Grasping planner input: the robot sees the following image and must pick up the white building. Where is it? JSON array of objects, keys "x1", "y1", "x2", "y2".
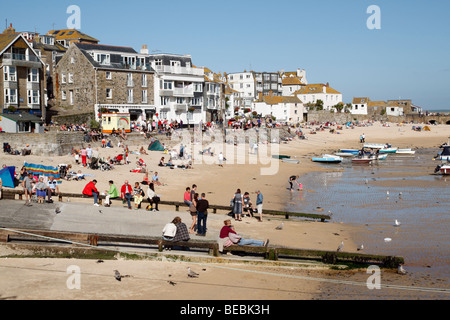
[
  {"x1": 292, "y1": 83, "x2": 342, "y2": 111},
  {"x1": 351, "y1": 97, "x2": 370, "y2": 115},
  {"x1": 226, "y1": 71, "x2": 256, "y2": 108},
  {"x1": 281, "y1": 68, "x2": 307, "y2": 96},
  {"x1": 149, "y1": 53, "x2": 205, "y2": 126},
  {"x1": 252, "y1": 93, "x2": 305, "y2": 123}
]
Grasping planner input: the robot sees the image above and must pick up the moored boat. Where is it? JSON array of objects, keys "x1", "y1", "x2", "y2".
[
  {"x1": 312, "y1": 154, "x2": 343, "y2": 163},
  {"x1": 434, "y1": 163, "x2": 450, "y2": 175},
  {"x1": 396, "y1": 149, "x2": 416, "y2": 155},
  {"x1": 339, "y1": 149, "x2": 359, "y2": 155},
  {"x1": 282, "y1": 158, "x2": 300, "y2": 164}
]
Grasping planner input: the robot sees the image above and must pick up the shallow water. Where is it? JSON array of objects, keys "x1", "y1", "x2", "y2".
[{"x1": 285, "y1": 149, "x2": 450, "y2": 281}]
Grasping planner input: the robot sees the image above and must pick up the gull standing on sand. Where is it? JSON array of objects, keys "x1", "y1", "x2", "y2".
[
  {"x1": 187, "y1": 267, "x2": 199, "y2": 278},
  {"x1": 275, "y1": 222, "x2": 284, "y2": 230},
  {"x1": 398, "y1": 264, "x2": 407, "y2": 275},
  {"x1": 357, "y1": 244, "x2": 364, "y2": 251},
  {"x1": 394, "y1": 220, "x2": 401, "y2": 227},
  {"x1": 337, "y1": 241, "x2": 344, "y2": 252}
]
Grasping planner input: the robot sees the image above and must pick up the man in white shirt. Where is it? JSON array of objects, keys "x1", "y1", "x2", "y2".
[{"x1": 46, "y1": 176, "x2": 60, "y2": 203}]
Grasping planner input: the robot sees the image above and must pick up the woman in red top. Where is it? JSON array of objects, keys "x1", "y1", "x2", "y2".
[
  {"x1": 121, "y1": 180, "x2": 133, "y2": 209},
  {"x1": 82, "y1": 180, "x2": 99, "y2": 206},
  {"x1": 217, "y1": 219, "x2": 237, "y2": 253}
]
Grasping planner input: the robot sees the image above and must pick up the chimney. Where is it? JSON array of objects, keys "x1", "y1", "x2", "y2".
[{"x1": 140, "y1": 44, "x2": 149, "y2": 54}]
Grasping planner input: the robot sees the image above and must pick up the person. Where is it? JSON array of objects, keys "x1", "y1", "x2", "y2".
[
  {"x1": 86, "y1": 144, "x2": 93, "y2": 164},
  {"x1": 190, "y1": 184, "x2": 197, "y2": 202},
  {"x1": 183, "y1": 187, "x2": 192, "y2": 207},
  {"x1": 104, "y1": 180, "x2": 119, "y2": 207},
  {"x1": 162, "y1": 218, "x2": 177, "y2": 242},
  {"x1": 189, "y1": 193, "x2": 199, "y2": 233},
  {"x1": 196, "y1": 193, "x2": 209, "y2": 236},
  {"x1": 256, "y1": 190, "x2": 263, "y2": 222},
  {"x1": 218, "y1": 219, "x2": 269, "y2": 253},
  {"x1": 82, "y1": 179, "x2": 99, "y2": 206},
  {"x1": 218, "y1": 152, "x2": 224, "y2": 167},
  {"x1": 101, "y1": 138, "x2": 106, "y2": 148},
  {"x1": 141, "y1": 171, "x2": 150, "y2": 185},
  {"x1": 158, "y1": 157, "x2": 165, "y2": 167},
  {"x1": 80, "y1": 147, "x2": 87, "y2": 167},
  {"x1": 133, "y1": 182, "x2": 145, "y2": 210},
  {"x1": 121, "y1": 180, "x2": 133, "y2": 210},
  {"x1": 232, "y1": 189, "x2": 243, "y2": 221},
  {"x1": 289, "y1": 175, "x2": 299, "y2": 192},
  {"x1": 146, "y1": 182, "x2": 160, "y2": 211},
  {"x1": 46, "y1": 175, "x2": 60, "y2": 203},
  {"x1": 35, "y1": 177, "x2": 47, "y2": 204},
  {"x1": 172, "y1": 217, "x2": 190, "y2": 242},
  {"x1": 243, "y1": 192, "x2": 254, "y2": 218},
  {"x1": 74, "y1": 152, "x2": 80, "y2": 164},
  {"x1": 152, "y1": 172, "x2": 162, "y2": 186},
  {"x1": 22, "y1": 172, "x2": 34, "y2": 206}
]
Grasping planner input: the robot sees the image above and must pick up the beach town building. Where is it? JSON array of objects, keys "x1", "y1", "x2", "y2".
[
  {"x1": 226, "y1": 71, "x2": 257, "y2": 109},
  {"x1": 56, "y1": 42, "x2": 155, "y2": 121},
  {"x1": 46, "y1": 29, "x2": 99, "y2": 49},
  {"x1": 281, "y1": 68, "x2": 308, "y2": 96},
  {"x1": 0, "y1": 25, "x2": 46, "y2": 120},
  {"x1": 203, "y1": 69, "x2": 226, "y2": 123},
  {"x1": 149, "y1": 53, "x2": 205, "y2": 125},
  {"x1": 252, "y1": 92, "x2": 305, "y2": 123},
  {"x1": 292, "y1": 83, "x2": 342, "y2": 111},
  {"x1": 351, "y1": 97, "x2": 370, "y2": 115}
]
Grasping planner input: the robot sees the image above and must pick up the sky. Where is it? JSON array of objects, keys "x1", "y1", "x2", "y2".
[{"x1": 2, "y1": 0, "x2": 450, "y2": 110}]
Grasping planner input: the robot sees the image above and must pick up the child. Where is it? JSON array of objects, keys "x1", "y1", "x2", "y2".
[{"x1": 74, "y1": 152, "x2": 80, "y2": 164}]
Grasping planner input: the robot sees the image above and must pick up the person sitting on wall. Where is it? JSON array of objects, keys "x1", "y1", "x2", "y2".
[{"x1": 22, "y1": 144, "x2": 32, "y2": 156}]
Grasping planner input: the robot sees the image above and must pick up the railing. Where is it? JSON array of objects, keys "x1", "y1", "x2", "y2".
[
  {"x1": 3, "y1": 53, "x2": 40, "y2": 62},
  {"x1": 173, "y1": 87, "x2": 194, "y2": 96},
  {"x1": 154, "y1": 65, "x2": 204, "y2": 76}
]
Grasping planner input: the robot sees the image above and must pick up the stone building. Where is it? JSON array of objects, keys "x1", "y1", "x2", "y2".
[
  {"x1": 0, "y1": 26, "x2": 46, "y2": 119},
  {"x1": 55, "y1": 42, "x2": 155, "y2": 121}
]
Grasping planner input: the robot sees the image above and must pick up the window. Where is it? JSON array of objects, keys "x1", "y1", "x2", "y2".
[
  {"x1": 71, "y1": 57, "x2": 75, "y2": 64},
  {"x1": 127, "y1": 73, "x2": 133, "y2": 87},
  {"x1": 4, "y1": 88, "x2": 17, "y2": 104},
  {"x1": 142, "y1": 90, "x2": 147, "y2": 103},
  {"x1": 69, "y1": 90, "x2": 73, "y2": 105},
  {"x1": 154, "y1": 59, "x2": 162, "y2": 66},
  {"x1": 28, "y1": 69, "x2": 39, "y2": 82},
  {"x1": 187, "y1": 111, "x2": 194, "y2": 121},
  {"x1": 161, "y1": 97, "x2": 169, "y2": 106},
  {"x1": 62, "y1": 90, "x2": 67, "y2": 100},
  {"x1": 61, "y1": 73, "x2": 66, "y2": 84},
  {"x1": 68, "y1": 73, "x2": 73, "y2": 83},
  {"x1": 142, "y1": 74, "x2": 147, "y2": 87},
  {"x1": 163, "y1": 81, "x2": 172, "y2": 90},
  {"x1": 186, "y1": 62, "x2": 191, "y2": 68},
  {"x1": 4, "y1": 66, "x2": 16, "y2": 81},
  {"x1": 28, "y1": 90, "x2": 40, "y2": 104},
  {"x1": 97, "y1": 53, "x2": 110, "y2": 65},
  {"x1": 106, "y1": 88, "x2": 112, "y2": 99},
  {"x1": 194, "y1": 83, "x2": 203, "y2": 92},
  {"x1": 106, "y1": 71, "x2": 112, "y2": 80},
  {"x1": 127, "y1": 89, "x2": 133, "y2": 103},
  {"x1": 170, "y1": 60, "x2": 180, "y2": 67},
  {"x1": 176, "y1": 97, "x2": 184, "y2": 104}
]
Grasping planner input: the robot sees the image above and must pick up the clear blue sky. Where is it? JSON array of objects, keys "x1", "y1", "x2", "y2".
[{"x1": 3, "y1": 0, "x2": 449, "y2": 110}]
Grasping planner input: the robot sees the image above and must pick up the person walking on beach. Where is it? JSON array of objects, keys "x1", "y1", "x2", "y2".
[
  {"x1": 232, "y1": 189, "x2": 243, "y2": 221},
  {"x1": 80, "y1": 147, "x2": 87, "y2": 167},
  {"x1": 121, "y1": 180, "x2": 133, "y2": 210},
  {"x1": 196, "y1": 193, "x2": 209, "y2": 236},
  {"x1": 256, "y1": 190, "x2": 263, "y2": 222}
]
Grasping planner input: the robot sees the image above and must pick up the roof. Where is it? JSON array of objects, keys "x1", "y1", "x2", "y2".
[
  {"x1": 293, "y1": 84, "x2": 341, "y2": 95},
  {"x1": 256, "y1": 95, "x2": 302, "y2": 105},
  {"x1": 282, "y1": 77, "x2": 303, "y2": 86},
  {"x1": 0, "y1": 33, "x2": 21, "y2": 55},
  {"x1": 47, "y1": 29, "x2": 99, "y2": 43},
  {"x1": 1, "y1": 113, "x2": 43, "y2": 123},
  {"x1": 352, "y1": 97, "x2": 370, "y2": 104},
  {"x1": 367, "y1": 101, "x2": 386, "y2": 107},
  {"x1": 74, "y1": 42, "x2": 137, "y2": 54}
]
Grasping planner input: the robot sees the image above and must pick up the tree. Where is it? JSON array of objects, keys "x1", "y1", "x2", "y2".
[{"x1": 315, "y1": 99, "x2": 324, "y2": 110}]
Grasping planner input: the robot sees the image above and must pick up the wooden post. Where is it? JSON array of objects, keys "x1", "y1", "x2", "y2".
[
  {"x1": 175, "y1": 205, "x2": 179, "y2": 212},
  {"x1": 212, "y1": 243, "x2": 219, "y2": 257},
  {"x1": 158, "y1": 240, "x2": 163, "y2": 252}
]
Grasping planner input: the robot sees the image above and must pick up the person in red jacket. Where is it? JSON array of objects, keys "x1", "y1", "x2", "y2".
[
  {"x1": 82, "y1": 180, "x2": 99, "y2": 206},
  {"x1": 121, "y1": 180, "x2": 133, "y2": 210}
]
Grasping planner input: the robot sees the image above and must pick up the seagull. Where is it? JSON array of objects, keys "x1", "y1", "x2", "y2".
[
  {"x1": 187, "y1": 267, "x2": 199, "y2": 278},
  {"x1": 337, "y1": 241, "x2": 344, "y2": 252},
  {"x1": 55, "y1": 207, "x2": 61, "y2": 214},
  {"x1": 357, "y1": 244, "x2": 364, "y2": 251},
  {"x1": 114, "y1": 270, "x2": 131, "y2": 281},
  {"x1": 275, "y1": 222, "x2": 284, "y2": 230},
  {"x1": 168, "y1": 281, "x2": 177, "y2": 286},
  {"x1": 394, "y1": 220, "x2": 401, "y2": 227},
  {"x1": 99, "y1": 210, "x2": 103, "y2": 214},
  {"x1": 398, "y1": 264, "x2": 407, "y2": 275},
  {"x1": 386, "y1": 191, "x2": 390, "y2": 196}
]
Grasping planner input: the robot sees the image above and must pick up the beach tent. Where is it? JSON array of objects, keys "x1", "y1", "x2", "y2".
[
  {"x1": 23, "y1": 163, "x2": 61, "y2": 183},
  {"x1": 0, "y1": 166, "x2": 15, "y2": 188},
  {"x1": 148, "y1": 140, "x2": 165, "y2": 151},
  {"x1": 423, "y1": 126, "x2": 431, "y2": 131}
]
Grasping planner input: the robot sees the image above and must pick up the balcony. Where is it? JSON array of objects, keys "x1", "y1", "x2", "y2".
[
  {"x1": 173, "y1": 87, "x2": 194, "y2": 96},
  {"x1": 154, "y1": 65, "x2": 204, "y2": 76},
  {"x1": 2, "y1": 53, "x2": 42, "y2": 68}
]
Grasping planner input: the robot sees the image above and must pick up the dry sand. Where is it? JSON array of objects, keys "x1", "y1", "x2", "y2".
[{"x1": 0, "y1": 122, "x2": 448, "y2": 300}]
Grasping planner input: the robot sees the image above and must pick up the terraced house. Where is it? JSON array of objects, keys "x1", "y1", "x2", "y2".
[
  {"x1": 56, "y1": 42, "x2": 155, "y2": 121},
  {"x1": 0, "y1": 26, "x2": 46, "y2": 122}
]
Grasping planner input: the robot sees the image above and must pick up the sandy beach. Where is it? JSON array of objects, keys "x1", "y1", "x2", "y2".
[{"x1": 0, "y1": 122, "x2": 449, "y2": 300}]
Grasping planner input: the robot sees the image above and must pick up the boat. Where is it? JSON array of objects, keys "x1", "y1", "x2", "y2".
[
  {"x1": 379, "y1": 147, "x2": 399, "y2": 154},
  {"x1": 434, "y1": 163, "x2": 450, "y2": 175},
  {"x1": 339, "y1": 149, "x2": 359, "y2": 155},
  {"x1": 435, "y1": 146, "x2": 450, "y2": 161},
  {"x1": 352, "y1": 158, "x2": 373, "y2": 164},
  {"x1": 312, "y1": 154, "x2": 343, "y2": 163},
  {"x1": 363, "y1": 143, "x2": 398, "y2": 154},
  {"x1": 396, "y1": 149, "x2": 416, "y2": 155},
  {"x1": 282, "y1": 158, "x2": 300, "y2": 164},
  {"x1": 272, "y1": 155, "x2": 291, "y2": 160},
  {"x1": 335, "y1": 152, "x2": 355, "y2": 157}
]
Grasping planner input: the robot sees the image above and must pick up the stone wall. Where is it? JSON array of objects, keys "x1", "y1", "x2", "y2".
[{"x1": 2, "y1": 131, "x2": 85, "y2": 156}]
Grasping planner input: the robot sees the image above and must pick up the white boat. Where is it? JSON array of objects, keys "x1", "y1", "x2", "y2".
[
  {"x1": 379, "y1": 147, "x2": 399, "y2": 154},
  {"x1": 434, "y1": 164, "x2": 450, "y2": 175},
  {"x1": 363, "y1": 143, "x2": 398, "y2": 153},
  {"x1": 335, "y1": 152, "x2": 355, "y2": 157},
  {"x1": 396, "y1": 149, "x2": 416, "y2": 155},
  {"x1": 312, "y1": 154, "x2": 343, "y2": 163},
  {"x1": 282, "y1": 158, "x2": 300, "y2": 164}
]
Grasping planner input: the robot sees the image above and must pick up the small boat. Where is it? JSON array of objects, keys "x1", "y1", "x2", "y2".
[
  {"x1": 335, "y1": 152, "x2": 355, "y2": 157},
  {"x1": 375, "y1": 154, "x2": 388, "y2": 160},
  {"x1": 339, "y1": 149, "x2": 359, "y2": 155},
  {"x1": 282, "y1": 158, "x2": 300, "y2": 164},
  {"x1": 352, "y1": 158, "x2": 373, "y2": 164},
  {"x1": 396, "y1": 149, "x2": 416, "y2": 155},
  {"x1": 312, "y1": 154, "x2": 343, "y2": 163},
  {"x1": 435, "y1": 164, "x2": 450, "y2": 175},
  {"x1": 272, "y1": 155, "x2": 291, "y2": 159},
  {"x1": 363, "y1": 143, "x2": 387, "y2": 149},
  {"x1": 379, "y1": 147, "x2": 399, "y2": 154}
]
